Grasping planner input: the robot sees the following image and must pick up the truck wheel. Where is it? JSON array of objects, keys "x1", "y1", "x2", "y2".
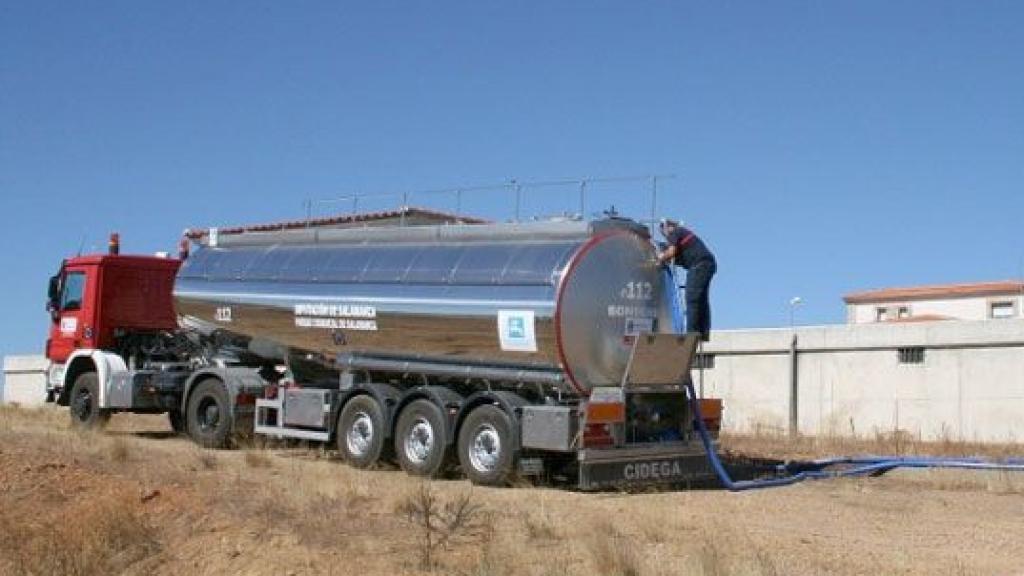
[
  {"x1": 458, "y1": 405, "x2": 515, "y2": 486},
  {"x1": 186, "y1": 379, "x2": 233, "y2": 449},
  {"x1": 394, "y1": 399, "x2": 450, "y2": 477},
  {"x1": 69, "y1": 372, "x2": 110, "y2": 429},
  {"x1": 168, "y1": 409, "x2": 185, "y2": 434},
  {"x1": 337, "y1": 395, "x2": 390, "y2": 468}
]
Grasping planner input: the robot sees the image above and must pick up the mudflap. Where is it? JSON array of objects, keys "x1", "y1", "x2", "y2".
[
  {"x1": 232, "y1": 404, "x2": 256, "y2": 442},
  {"x1": 577, "y1": 443, "x2": 717, "y2": 491}
]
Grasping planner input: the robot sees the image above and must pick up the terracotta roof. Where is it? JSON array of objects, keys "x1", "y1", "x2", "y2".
[
  {"x1": 844, "y1": 281, "x2": 1024, "y2": 304},
  {"x1": 184, "y1": 206, "x2": 490, "y2": 240}
]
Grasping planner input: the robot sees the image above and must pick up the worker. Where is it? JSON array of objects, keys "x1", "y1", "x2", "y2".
[{"x1": 656, "y1": 218, "x2": 717, "y2": 341}]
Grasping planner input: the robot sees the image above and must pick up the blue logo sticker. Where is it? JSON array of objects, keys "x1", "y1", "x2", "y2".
[
  {"x1": 508, "y1": 316, "x2": 525, "y2": 339},
  {"x1": 497, "y1": 310, "x2": 537, "y2": 352}
]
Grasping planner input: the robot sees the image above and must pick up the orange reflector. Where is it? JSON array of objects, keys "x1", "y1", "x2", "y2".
[
  {"x1": 699, "y1": 398, "x2": 722, "y2": 420},
  {"x1": 699, "y1": 398, "x2": 723, "y2": 432},
  {"x1": 586, "y1": 402, "x2": 625, "y2": 424}
]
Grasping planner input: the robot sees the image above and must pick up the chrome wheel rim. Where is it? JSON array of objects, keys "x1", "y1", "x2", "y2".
[
  {"x1": 346, "y1": 412, "x2": 374, "y2": 457},
  {"x1": 404, "y1": 418, "x2": 434, "y2": 464},
  {"x1": 468, "y1": 424, "x2": 501, "y2": 473}
]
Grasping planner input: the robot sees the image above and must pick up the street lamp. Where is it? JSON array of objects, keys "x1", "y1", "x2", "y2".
[{"x1": 788, "y1": 296, "x2": 803, "y2": 328}]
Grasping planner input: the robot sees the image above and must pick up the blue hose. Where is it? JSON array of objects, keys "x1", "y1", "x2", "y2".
[{"x1": 660, "y1": 265, "x2": 1024, "y2": 491}]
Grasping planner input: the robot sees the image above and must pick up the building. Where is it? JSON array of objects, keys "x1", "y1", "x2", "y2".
[
  {"x1": 1, "y1": 355, "x2": 49, "y2": 406},
  {"x1": 844, "y1": 280, "x2": 1024, "y2": 324},
  {"x1": 695, "y1": 319, "x2": 1024, "y2": 442},
  {"x1": 697, "y1": 280, "x2": 1024, "y2": 442}
]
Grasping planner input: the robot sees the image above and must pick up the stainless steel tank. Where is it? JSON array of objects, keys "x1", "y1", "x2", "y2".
[{"x1": 173, "y1": 217, "x2": 675, "y2": 395}]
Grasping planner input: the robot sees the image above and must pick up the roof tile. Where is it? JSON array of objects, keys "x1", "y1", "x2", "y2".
[{"x1": 844, "y1": 281, "x2": 1024, "y2": 304}]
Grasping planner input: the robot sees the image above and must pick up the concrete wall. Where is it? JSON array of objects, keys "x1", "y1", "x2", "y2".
[
  {"x1": 2, "y1": 355, "x2": 49, "y2": 407},
  {"x1": 694, "y1": 320, "x2": 1024, "y2": 442},
  {"x1": 847, "y1": 293, "x2": 1024, "y2": 323}
]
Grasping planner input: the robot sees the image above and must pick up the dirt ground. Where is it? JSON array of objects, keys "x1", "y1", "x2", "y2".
[{"x1": 1, "y1": 405, "x2": 1023, "y2": 576}]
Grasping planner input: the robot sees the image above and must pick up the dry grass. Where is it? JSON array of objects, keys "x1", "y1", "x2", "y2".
[
  {"x1": 108, "y1": 437, "x2": 132, "y2": 463},
  {"x1": 586, "y1": 520, "x2": 642, "y2": 576},
  {"x1": 0, "y1": 487, "x2": 158, "y2": 576},
  {"x1": 1, "y1": 404, "x2": 1023, "y2": 576},
  {"x1": 194, "y1": 447, "x2": 218, "y2": 470},
  {"x1": 521, "y1": 509, "x2": 561, "y2": 542},
  {"x1": 721, "y1": 427, "x2": 1023, "y2": 461},
  {"x1": 681, "y1": 531, "x2": 784, "y2": 576},
  {"x1": 243, "y1": 449, "x2": 273, "y2": 468}
]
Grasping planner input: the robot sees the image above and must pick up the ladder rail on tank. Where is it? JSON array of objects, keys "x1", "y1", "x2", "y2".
[{"x1": 302, "y1": 174, "x2": 677, "y2": 228}]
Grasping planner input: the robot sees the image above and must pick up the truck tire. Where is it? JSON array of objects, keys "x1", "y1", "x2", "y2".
[
  {"x1": 168, "y1": 409, "x2": 185, "y2": 434},
  {"x1": 394, "y1": 399, "x2": 450, "y2": 477},
  {"x1": 458, "y1": 404, "x2": 515, "y2": 486},
  {"x1": 186, "y1": 379, "x2": 233, "y2": 449},
  {"x1": 69, "y1": 372, "x2": 111, "y2": 429},
  {"x1": 337, "y1": 395, "x2": 390, "y2": 468}
]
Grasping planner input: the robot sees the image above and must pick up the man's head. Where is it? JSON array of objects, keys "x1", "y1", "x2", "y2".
[{"x1": 658, "y1": 217, "x2": 680, "y2": 237}]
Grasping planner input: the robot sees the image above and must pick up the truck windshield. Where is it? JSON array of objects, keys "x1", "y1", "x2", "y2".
[{"x1": 61, "y1": 272, "x2": 85, "y2": 311}]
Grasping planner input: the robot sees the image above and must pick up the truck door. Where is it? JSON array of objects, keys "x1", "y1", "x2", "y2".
[{"x1": 46, "y1": 265, "x2": 97, "y2": 363}]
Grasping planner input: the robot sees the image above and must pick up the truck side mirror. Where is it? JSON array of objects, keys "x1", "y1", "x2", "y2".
[{"x1": 47, "y1": 274, "x2": 60, "y2": 319}]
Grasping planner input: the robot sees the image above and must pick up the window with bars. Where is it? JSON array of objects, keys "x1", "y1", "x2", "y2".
[
  {"x1": 990, "y1": 301, "x2": 1015, "y2": 319},
  {"x1": 898, "y1": 347, "x2": 925, "y2": 364}
]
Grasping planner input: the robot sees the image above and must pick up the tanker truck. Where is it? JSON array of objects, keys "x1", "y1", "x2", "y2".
[{"x1": 44, "y1": 211, "x2": 721, "y2": 489}]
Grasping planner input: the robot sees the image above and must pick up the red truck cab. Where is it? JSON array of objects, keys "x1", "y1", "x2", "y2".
[{"x1": 46, "y1": 253, "x2": 181, "y2": 395}]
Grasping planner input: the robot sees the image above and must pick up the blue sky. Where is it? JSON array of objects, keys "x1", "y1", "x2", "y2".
[{"x1": 1, "y1": 2, "x2": 1022, "y2": 358}]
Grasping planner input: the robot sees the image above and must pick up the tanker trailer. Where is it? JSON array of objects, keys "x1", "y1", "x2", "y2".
[{"x1": 174, "y1": 215, "x2": 717, "y2": 488}]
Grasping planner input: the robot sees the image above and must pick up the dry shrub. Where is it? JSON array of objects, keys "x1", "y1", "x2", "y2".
[
  {"x1": 989, "y1": 471, "x2": 1024, "y2": 495},
  {"x1": 754, "y1": 548, "x2": 781, "y2": 576},
  {"x1": 685, "y1": 532, "x2": 782, "y2": 576},
  {"x1": 0, "y1": 404, "x2": 67, "y2": 433},
  {"x1": 194, "y1": 448, "x2": 218, "y2": 470},
  {"x1": 919, "y1": 470, "x2": 1024, "y2": 495},
  {"x1": 0, "y1": 406, "x2": 14, "y2": 432},
  {"x1": 216, "y1": 464, "x2": 374, "y2": 549},
  {"x1": 108, "y1": 437, "x2": 132, "y2": 463},
  {"x1": 522, "y1": 509, "x2": 561, "y2": 542},
  {"x1": 397, "y1": 483, "x2": 489, "y2": 570},
  {"x1": 244, "y1": 449, "x2": 273, "y2": 468},
  {"x1": 586, "y1": 520, "x2": 641, "y2": 576},
  {"x1": 470, "y1": 509, "x2": 502, "y2": 576},
  {"x1": 695, "y1": 535, "x2": 726, "y2": 576},
  {"x1": 0, "y1": 488, "x2": 159, "y2": 575}
]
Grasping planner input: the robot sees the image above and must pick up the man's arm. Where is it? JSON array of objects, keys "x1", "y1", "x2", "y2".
[{"x1": 657, "y1": 244, "x2": 678, "y2": 265}]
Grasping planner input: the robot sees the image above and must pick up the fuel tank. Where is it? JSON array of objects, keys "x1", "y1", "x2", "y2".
[{"x1": 173, "y1": 217, "x2": 675, "y2": 395}]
